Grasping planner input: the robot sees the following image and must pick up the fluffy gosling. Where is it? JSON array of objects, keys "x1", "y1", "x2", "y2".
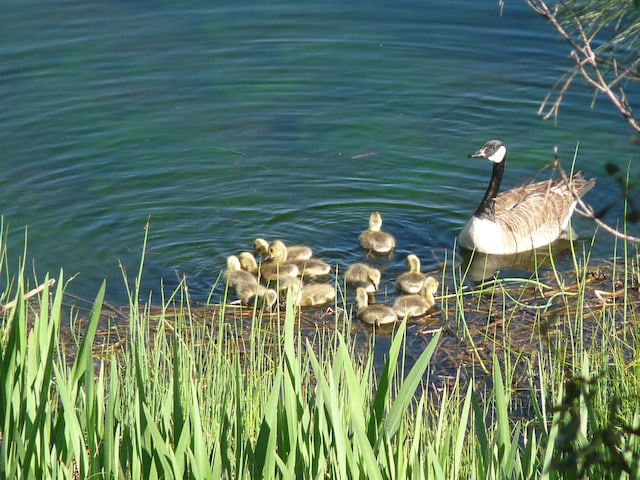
[
  {"x1": 396, "y1": 254, "x2": 428, "y2": 294},
  {"x1": 355, "y1": 287, "x2": 397, "y2": 326},
  {"x1": 297, "y1": 283, "x2": 336, "y2": 307},
  {"x1": 268, "y1": 240, "x2": 330, "y2": 278},
  {"x1": 235, "y1": 282, "x2": 278, "y2": 310},
  {"x1": 393, "y1": 277, "x2": 439, "y2": 319},
  {"x1": 237, "y1": 251, "x2": 259, "y2": 275},
  {"x1": 253, "y1": 238, "x2": 313, "y2": 261},
  {"x1": 238, "y1": 249, "x2": 298, "y2": 281},
  {"x1": 359, "y1": 211, "x2": 396, "y2": 255},
  {"x1": 345, "y1": 263, "x2": 381, "y2": 293},
  {"x1": 225, "y1": 255, "x2": 258, "y2": 289}
]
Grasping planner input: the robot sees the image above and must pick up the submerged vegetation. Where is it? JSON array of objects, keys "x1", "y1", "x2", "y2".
[{"x1": 1, "y1": 218, "x2": 640, "y2": 479}]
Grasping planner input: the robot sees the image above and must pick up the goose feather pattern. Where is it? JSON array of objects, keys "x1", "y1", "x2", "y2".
[{"x1": 459, "y1": 140, "x2": 595, "y2": 255}]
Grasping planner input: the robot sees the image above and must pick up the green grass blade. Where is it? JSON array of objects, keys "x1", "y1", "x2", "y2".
[
  {"x1": 367, "y1": 319, "x2": 407, "y2": 442},
  {"x1": 382, "y1": 331, "x2": 441, "y2": 440},
  {"x1": 453, "y1": 384, "x2": 474, "y2": 479},
  {"x1": 71, "y1": 280, "x2": 105, "y2": 389}
]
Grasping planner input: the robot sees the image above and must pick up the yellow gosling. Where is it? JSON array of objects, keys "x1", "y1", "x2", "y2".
[
  {"x1": 345, "y1": 263, "x2": 381, "y2": 293},
  {"x1": 355, "y1": 287, "x2": 396, "y2": 326},
  {"x1": 297, "y1": 283, "x2": 336, "y2": 307},
  {"x1": 396, "y1": 254, "x2": 427, "y2": 294},
  {"x1": 393, "y1": 277, "x2": 439, "y2": 319},
  {"x1": 268, "y1": 240, "x2": 330, "y2": 278},
  {"x1": 359, "y1": 211, "x2": 396, "y2": 254}
]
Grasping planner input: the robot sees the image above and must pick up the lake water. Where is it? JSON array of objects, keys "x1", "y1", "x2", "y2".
[{"x1": 1, "y1": 0, "x2": 638, "y2": 309}]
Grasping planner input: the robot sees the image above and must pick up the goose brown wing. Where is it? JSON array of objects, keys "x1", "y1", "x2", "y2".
[
  {"x1": 495, "y1": 173, "x2": 595, "y2": 216},
  {"x1": 493, "y1": 179, "x2": 579, "y2": 240}
]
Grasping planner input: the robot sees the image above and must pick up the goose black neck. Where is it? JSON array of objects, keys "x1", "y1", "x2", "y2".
[{"x1": 474, "y1": 157, "x2": 505, "y2": 220}]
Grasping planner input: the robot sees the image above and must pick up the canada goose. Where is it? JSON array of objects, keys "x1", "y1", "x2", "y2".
[
  {"x1": 252, "y1": 238, "x2": 270, "y2": 258},
  {"x1": 237, "y1": 251, "x2": 259, "y2": 275},
  {"x1": 359, "y1": 211, "x2": 396, "y2": 255},
  {"x1": 345, "y1": 263, "x2": 381, "y2": 293},
  {"x1": 267, "y1": 240, "x2": 331, "y2": 278},
  {"x1": 393, "y1": 277, "x2": 439, "y2": 319},
  {"x1": 298, "y1": 283, "x2": 336, "y2": 307},
  {"x1": 459, "y1": 140, "x2": 596, "y2": 255},
  {"x1": 253, "y1": 238, "x2": 312, "y2": 261},
  {"x1": 260, "y1": 261, "x2": 299, "y2": 282},
  {"x1": 225, "y1": 255, "x2": 258, "y2": 289},
  {"x1": 273, "y1": 275, "x2": 304, "y2": 303},
  {"x1": 235, "y1": 282, "x2": 278, "y2": 310},
  {"x1": 226, "y1": 255, "x2": 275, "y2": 308},
  {"x1": 355, "y1": 287, "x2": 397, "y2": 326},
  {"x1": 396, "y1": 254, "x2": 428, "y2": 294},
  {"x1": 238, "y1": 250, "x2": 298, "y2": 281}
]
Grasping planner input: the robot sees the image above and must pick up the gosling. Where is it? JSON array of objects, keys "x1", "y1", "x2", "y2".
[
  {"x1": 393, "y1": 277, "x2": 439, "y2": 319},
  {"x1": 274, "y1": 276, "x2": 304, "y2": 303},
  {"x1": 267, "y1": 240, "x2": 330, "y2": 278},
  {"x1": 359, "y1": 211, "x2": 396, "y2": 255},
  {"x1": 237, "y1": 251, "x2": 259, "y2": 275},
  {"x1": 355, "y1": 287, "x2": 397, "y2": 326},
  {"x1": 253, "y1": 238, "x2": 313, "y2": 261},
  {"x1": 297, "y1": 283, "x2": 336, "y2": 307},
  {"x1": 396, "y1": 254, "x2": 428, "y2": 294},
  {"x1": 225, "y1": 255, "x2": 258, "y2": 290},
  {"x1": 345, "y1": 263, "x2": 381, "y2": 293},
  {"x1": 235, "y1": 282, "x2": 278, "y2": 310}
]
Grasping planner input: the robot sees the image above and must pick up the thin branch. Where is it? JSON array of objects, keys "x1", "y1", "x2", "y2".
[
  {"x1": 525, "y1": 0, "x2": 640, "y2": 135},
  {"x1": 538, "y1": 69, "x2": 579, "y2": 120}
]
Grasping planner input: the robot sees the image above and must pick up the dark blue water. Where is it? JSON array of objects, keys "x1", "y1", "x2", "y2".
[{"x1": 1, "y1": 0, "x2": 637, "y2": 307}]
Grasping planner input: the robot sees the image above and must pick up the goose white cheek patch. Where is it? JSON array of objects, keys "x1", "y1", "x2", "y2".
[{"x1": 487, "y1": 145, "x2": 507, "y2": 163}]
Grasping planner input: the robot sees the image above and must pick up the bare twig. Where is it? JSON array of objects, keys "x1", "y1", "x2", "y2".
[
  {"x1": 525, "y1": 0, "x2": 640, "y2": 135},
  {"x1": 1, "y1": 278, "x2": 57, "y2": 311}
]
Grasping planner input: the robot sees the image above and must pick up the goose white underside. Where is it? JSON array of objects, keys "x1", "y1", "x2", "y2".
[{"x1": 459, "y1": 212, "x2": 576, "y2": 255}]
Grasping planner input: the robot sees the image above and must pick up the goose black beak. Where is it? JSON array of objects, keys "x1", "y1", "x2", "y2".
[{"x1": 468, "y1": 148, "x2": 487, "y2": 159}]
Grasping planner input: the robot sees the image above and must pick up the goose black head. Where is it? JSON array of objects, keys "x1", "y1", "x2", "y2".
[{"x1": 468, "y1": 140, "x2": 507, "y2": 164}]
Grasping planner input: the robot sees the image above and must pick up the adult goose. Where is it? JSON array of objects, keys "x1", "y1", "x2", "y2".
[{"x1": 458, "y1": 140, "x2": 595, "y2": 255}]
